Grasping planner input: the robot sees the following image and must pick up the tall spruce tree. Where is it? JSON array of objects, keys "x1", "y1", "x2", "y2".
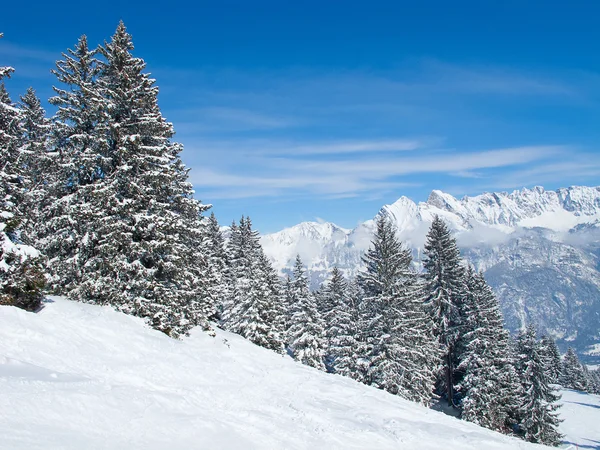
[
  {"x1": 204, "y1": 212, "x2": 230, "y2": 321},
  {"x1": 423, "y1": 215, "x2": 465, "y2": 407},
  {"x1": 589, "y1": 369, "x2": 600, "y2": 394},
  {"x1": 358, "y1": 214, "x2": 438, "y2": 405},
  {"x1": 0, "y1": 49, "x2": 46, "y2": 312},
  {"x1": 321, "y1": 266, "x2": 348, "y2": 370},
  {"x1": 327, "y1": 275, "x2": 364, "y2": 380},
  {"x1": 41, "y1": 23, "x2": 213, "y2": 336},
  {"x1": 17, "y1": 88, "x2": 51, "y2": 242},
  {"x1": 287, "y1": 255, "x2": 326, "y2": 370},
  {"x1": 39, "y1": 34, "x2": 103, "y2": 292},
  {"x1": 457, "y1": 267, "x2": 522, "y2": 432},
  {"x1": 225, "y1": 216, "x2": 284, "y2": 352},
  {"x1": 561, "y1": 347, "x2": 589, "y2": 392},
  {"x1": 515, "y1": 326, "x2": 563, "y2": 446},
  {"x1": 539, "y1": 335, "x2": 562, "y2": 385}
]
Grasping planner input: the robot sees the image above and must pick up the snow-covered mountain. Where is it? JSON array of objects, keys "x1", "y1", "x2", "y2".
[
  {"x1": 262, "y1": 186, "x2": 600, "y2": 361},
  {"x1": 1, "y1": 297, "x2": 598, "y2": 449}
]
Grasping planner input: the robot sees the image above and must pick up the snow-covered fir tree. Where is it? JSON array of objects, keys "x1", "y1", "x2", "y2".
[
  {"x1": 39, "y1": 24, "x2": 213, "y2": 336},
  {"x1": 282, "y1": 274, "x2": 294, "y2": 343},
  {"x1": 225, "y1": 216, "x2": 284, "y2": 352},
  {"x1": 561, "y1": 347, "x2": 589, "y2": 392},
  {"x1": 0, "y1": 57, "x2": 46, "y2": 312},
  {"x1": 423, "y1": 215, "x2": 465, "y2": 407},
  {"x1": 327, "y1": 276, "x2": 364, "y2": 380},
  {"x1": 539, "y1": 335, "x2": 562, "y2": 385},
  {"x1": 319, "y1": 266, "x2": 345, "y2": 318},
  {"x1": 287, "y1": 255, "x2": 326, "y2": 370},
  {"x1": 17, "y1": 87, "x2": 51, "y2": 241},
  {"x1": 589, "y1": 368, "x2": 600, "y2": 394},
  {"x1": 357, "y1": 215, "x2": 438, "y2": 405},
  {"x1": 256, "y1": 250, "x2": 286, "y2": 350},
  {"x1": 38, "y1": 34, "x2": 103, "y2": 292},
  {"x1": 203, "y1": 212, "x2": 230, "y2": 321},
  {"x1": 320, "y1": 267, "x2": 348, "y2": 370},
  {"x1": 515, "y1": 326, "x2": 563, "y2": 446},
  {"x1": 457, "y1": 266, "x2": 522, "y2": 432}
]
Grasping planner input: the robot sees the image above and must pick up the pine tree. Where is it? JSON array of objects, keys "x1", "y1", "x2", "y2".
[
  {"x1": 0, "y1": 83, "x2": 23, "y2": 228},
  {"x1": 76, "y1": 23, "x2": 212, "y2": 336},
  {"x1": 0, "y1": 55, "x2": 46, "y2": 312},
  {"x1": 321, "y1": 267, "x2": 348, "y2": 371},
  {"x1": 17, "y1": 87, "x2": 51, "y2": 243},
  {"x1": 225, "y1": 217, "x2": 284, "y2": 352},
  {"x1": 38, "y1": 34, "x2": 103, "y2": 292},
  {"x1": 282, "y1": 274, "x2": 294, "y2": 345},
  {"x1": 204, "y1": 212, "x2": 230, "y2": 321},
  {"x1": 40, "y1": 23, "x2": 213, "y2": 336},
  {"x1": 423, "y1": 215, "x2": 465, "y2": 407},
  {"x1": 358, "y1": 214, "x2": 438, "y2": 404},
  {"x1": 539, "y1": 335, "x2": 562, "y2": 385},
  {"x1": 257, "y1": 250, "x2": 286, "y2": 352},
  {"x1": 515, "y1": 326, "x2": 563, "y2": 446},
  {"x1": 328, "y1": 276, "x2": 364, "y2": 380},
  {"x1": 561, "y1": 347, "x2": 589, "y2": 392},
  {"x1": 589, "y1": 369, "x2": 600, "y2": 394},
  {"x1": 287, "y1": 255, "x2": 326, "y2": 370},
  {"x1": 457, "y1": 267, "x2": 522, "y2": 432}
]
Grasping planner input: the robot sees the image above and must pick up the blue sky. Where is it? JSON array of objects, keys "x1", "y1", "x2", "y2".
[{"x1": 2, "y1": 1, "x2": 600, "y2": 233}]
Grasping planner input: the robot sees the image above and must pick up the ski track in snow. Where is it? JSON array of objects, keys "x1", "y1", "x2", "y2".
[{"x1": 0, "y1": 297, "x2": 597, "y2": 449}]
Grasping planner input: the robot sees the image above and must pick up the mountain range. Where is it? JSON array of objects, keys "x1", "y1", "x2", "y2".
[{"x1": 261, "y1": 186, "x2": 600, "y2": 362}]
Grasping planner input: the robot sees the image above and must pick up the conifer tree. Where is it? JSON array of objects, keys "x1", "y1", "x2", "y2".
[
  {"x1": 358, "y1": 215, "x2": 438, "y2": 404},
  {"x1": 458, "y1": 267, "x2": 522, "y2": 432},
  {"x1": 204, "y1": 212, "x2": 230, "y2": 321},
  {"x1": 75, "y1": 23, "x2": 212, "y2": 336},
  {"x1": 0, "y1": 52, "x2": 46, "y2": 312},
  {"x1": 561, "y1": 347, "x2": 589, "y2": 392},
  {"x1": 515, "y1": 326, "x2": 563, "y2": 446},
  {"x1": 287, "y1": 255, "x2": 326, "y2": 370},
  {"x1": 328, "y1": 276, "x2": 364, "y2": 380},
  {"x1": 225, "y1": 217, "x2": 284, "y2": 352},
  {"x1": 38, "y1": 34, "x2": 103, "y2": 292},
  {"x1": 39, "y1": 23, "x2": 213, "y2": 336},
  {"x1": 539, "y1": 335, "x2": 562, "y2": 385},
  {"x1": 321, "y1": 267, "x2": 348, "y2": 370},
  {"x1": 319, "y1": 266, "x2": 345, "y2": 317},
  {"x1": 423, "y1": 215, "x2": 465, "y2": 407},
  {"x1": 256, "y1": 250, "x2": 286, "y2": 348},
  {"x1": 589, "y1": 369, "x2": 600, "y2": 394},
  {"x1": 282, "y1": 274, "x2": 294, "y2": 344},
  {"x1": 17, "y1": 87, "x2": 51, "y2": 241}
]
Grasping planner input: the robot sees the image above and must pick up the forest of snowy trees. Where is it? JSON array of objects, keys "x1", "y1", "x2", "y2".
[{"x1": 2, "y1": 24, "x2": 600, "y2": 447}]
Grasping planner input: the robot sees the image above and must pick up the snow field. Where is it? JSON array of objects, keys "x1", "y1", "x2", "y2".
[{"x1": 0, "y1": 297, "x2": 597, "y2": 449}]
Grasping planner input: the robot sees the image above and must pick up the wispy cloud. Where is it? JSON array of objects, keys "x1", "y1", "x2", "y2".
[
  {"x1": 186, "y1": 141, "x2": 572, "y2": 200},
  {"x1": 419, "y1": 60, "x2": 578, "y2": 96},
  {"x1": 441, "y1": 153, "x2": 600, "y2": 197},
  {"x1": 0, "y1": 42, "x2": 58, "y2": 64},
  {"x1": 176, "y1": 107, "x2": 299, "y2": 132}
]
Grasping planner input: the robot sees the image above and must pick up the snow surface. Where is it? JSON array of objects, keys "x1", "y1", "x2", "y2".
[
  {"x1": 1, "y1": 297, "x2": 589, "y2": 449},
  {"x1": 559, "y1": 389, "x2": 600, "y2": 449}
]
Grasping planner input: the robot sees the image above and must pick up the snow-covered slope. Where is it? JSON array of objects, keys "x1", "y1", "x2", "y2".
[
  {"x1": 0, "y1": 297, "x2": 580, "y2": 449},
  {"x1": 262, "y1": 186, "x2": 600, "y2": 360}
]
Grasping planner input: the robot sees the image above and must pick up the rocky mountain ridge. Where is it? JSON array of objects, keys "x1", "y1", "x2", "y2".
[{"x1": 261, "y1": 186, "x2": 600, "y2": 361}]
